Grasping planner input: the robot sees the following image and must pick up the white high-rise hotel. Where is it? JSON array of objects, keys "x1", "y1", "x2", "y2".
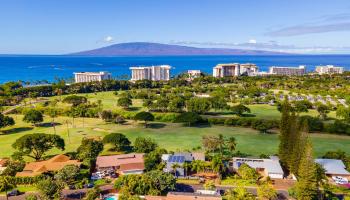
[
  {"x1": 213, "y1": 63, "x2": 258, "y2": 77},
  {"x1": 74, "y1": 71, "x2": 112, "y2": 83},
  {"x1": 315, "y1": 65, "x2": 344, "y2": 75},
  {"x1": 130, "y1": 65, "x2": 171, "y2": 81}
]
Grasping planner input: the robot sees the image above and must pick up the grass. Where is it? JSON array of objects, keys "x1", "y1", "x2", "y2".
[
  {"x1": 0, "y1": 185, "x2": 36, "y2": 196},
  {"x1": 48, "y1": 91, "x2": 145, "y2": 111},
  {"x1": 247, "y1": 104, "x2": 337, "y2": 120},
  {"x1": 0, "y1": 115, "x2": 349, "y2": 159},
  {"x1": 220, "y1": 177, "x2": 257, "y2": 186}
]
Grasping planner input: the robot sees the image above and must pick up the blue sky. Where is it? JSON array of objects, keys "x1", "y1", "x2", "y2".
[{"x1": 1, "y1": 0, "x2": 350, "y2": 54}]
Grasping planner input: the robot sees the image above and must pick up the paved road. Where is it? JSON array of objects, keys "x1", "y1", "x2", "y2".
[
  {"x1": 1, "y1": 99, "x2": 49, "y2": 115},
  {"x1": 0, "y1": 183, "x2": 292, "y2": 200}
]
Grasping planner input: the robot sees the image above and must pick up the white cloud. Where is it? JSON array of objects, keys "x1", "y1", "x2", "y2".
[
  {"x1": 103, "y1": 36, "x2": 114, "y2": 43},
  {"x1": 248, "y1": 39, "x2": 257, "y2": 44}
]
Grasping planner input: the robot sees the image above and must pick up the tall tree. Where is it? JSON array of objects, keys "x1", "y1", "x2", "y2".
[
  {"x1": 12, "y1": 133, "x2": 65, "y2": 160},
  {"x1": 36, "y1": 178, "x2": 64, "y2": 200},
  {"x1": 133, "y1": 137, "x2": 158, "y2": 153},
  {"x1": 278, "y1": 99, "x2": 292, "y2": 167},
  {"x1": 117, "y1": 97, "x2": 132, "y2": 109},
  {"x1": 23, "y1": 109, "x2": 43, "y2": 126},
  {"x1": 63, "y1": 95, "x2": 87, "y2": 106},
  {"x1": 257, "y1": 183, "x2": 277, "y2": 200},
  {"x1": 294, "y1": 141, "x2": 318, "y2": 200},
  {"x1": 102, "y1": 133, "x2": 131, "y2": 152},
  {"x1": 289, "y1": 118, "x2": 309, "y2": 176},
  {"x1": 47, "y1": 108, "x2": 58, "y2": 134},
  {"x1": 0, "y1": 176, "x2": 16, "y2": 200},
  {"x1": 0, "y1": 113, "x2": 15, "y2": 130},
  {"x1": 134, "y1": 111, "x2": 154, "y2": 127}
]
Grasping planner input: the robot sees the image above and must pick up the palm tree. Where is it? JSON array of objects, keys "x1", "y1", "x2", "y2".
[
  {"x1": 171, "y1": 163, "x2": 181, "y2": 176},
  {"x1": 47, "y1": 108, "x2": 58, "y2": 134},
  {"x1": 218, "y1": 134, "x2": 225, "y2": 155},
  {"x1": 0, "y1": 176, "x2": 16, "y2": 200},
  {"x1": 191, "y1": 160, "x2": 205, "y2": 173},
  {"x1": 55, "y1": 88, "x2": 63, "y2": 101},
  {"x1": 226, "y1": 136, "x2": 237, "y2": 155},
  {"x1": 183, "y1": 162, "x2": 192, "y2": 177}
]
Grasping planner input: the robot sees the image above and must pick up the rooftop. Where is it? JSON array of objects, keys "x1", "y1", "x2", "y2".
[
  {"x1": 315, "y1": 159, "x2": 350, "y2": 175},
  {"x1": 233, "y1": 157, "x2": 284, "y2": 175},
  {"x1": 96, "y1": 153, "x2": 144, "y2": 168},
  {"x1": 16, "y1": 154, "x2": 81, "y2": 177},
  {"x1": 74, "y1": 71, "x2": 111, "y2": 75}
]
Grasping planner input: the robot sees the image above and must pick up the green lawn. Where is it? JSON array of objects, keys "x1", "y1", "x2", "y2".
[
  {"x1": 48, "y1": 91, "x2": 145, "y2": 111},
  {"x1": 0, "y1": 115, "x2": 349, "y2": 159},
  {"x1": 0, "y1": 185, "x2": 36, "y2": 196},
  {"x1": 247, "y1": 104, "x2": 337, "y2": 120}
]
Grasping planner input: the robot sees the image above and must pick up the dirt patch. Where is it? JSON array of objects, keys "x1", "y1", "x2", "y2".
[{"x1": 93, "y1": 128, "x2": 111, "y2": 132}]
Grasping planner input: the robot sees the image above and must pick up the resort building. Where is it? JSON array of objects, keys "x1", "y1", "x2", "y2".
[
  {"x1": 213, "y1": 63, "x2": 258, "y2": 77},
  {"x1": 16, "y1": 154, "x2": 81, "y2": 177},
  {"x1": 187, "y1": 70, "x2": 202, "y2": 81},
  {"x1": 315, "y1": 159, "x2": 350, "y2": 179},
  {"x1": 232, "y1": 156, "x2": 284, "y2": 179},
  {"x1": 269, "y1": 65, "x2": 306, "y2": 76},
  {"x1": 130, "y1": 65, "x2": 171, "y2": 81},
  {"x1": 74, "y1": 71, "x2": 112, "y2": 83},
  {"x1": 240, "y1": 63, "x2": 258, "y2": 76},
  {"x1": 315, "y1": 65, "x2": 344, "y2": 75},
  {"x1": 96, "y1": 153, "x2": 145, "y2": 175}
]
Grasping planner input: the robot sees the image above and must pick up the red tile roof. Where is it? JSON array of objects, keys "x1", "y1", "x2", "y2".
[
  {"x1": 16, "y1": 154, "x2": 81, "y2": 177},
  {"x1": 96, "y1": 153, "x2": 144, "y2": 168}
]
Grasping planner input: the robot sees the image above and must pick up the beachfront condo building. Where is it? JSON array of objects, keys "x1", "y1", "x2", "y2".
[
  {"x1": 74, "y1": 71, "x2": 112, "y2": 83},
  {"x1": 130, "y1": 65, "x2": 171, "y2": 81},
  {"x1": 213, "y1": 63, "x2": 258, "y2": 77},
  {"x1": 315, "y1": 65, "x2": 344, "y2": 75},
  {"x1": 187, "y1": 70, "x2": 202, "y2": 81},
  {"x1": 269, "y1": 65, "x2": 306, "y2": 76}
]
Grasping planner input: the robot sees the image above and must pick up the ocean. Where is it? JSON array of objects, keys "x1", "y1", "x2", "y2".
[{"x1": 0, "y1": 55, "x2": 349, "y2": 83}]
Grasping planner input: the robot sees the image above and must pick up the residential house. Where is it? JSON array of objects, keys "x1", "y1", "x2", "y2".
[
  {"x1": 232, "y1": 156, "x2": 284, "y2": 179},
  {"x1": 146, "y1": 192, "x2": 222, "y2": 200},
  {"x1": 96, "y1": 153, "x2": 145, "y2": 175},
  {"x1": 0, "y1": 158, "x2": 9, "y2": 174},
  {"x1": 315, "y1": 159, "x2": 350, "y2": 179},
  {"x1": 16, "y1": 154, "x2": 81, "y2": 177},
  {"x1": 162, "y1": 152, "x2": 205, "y2": 177}
]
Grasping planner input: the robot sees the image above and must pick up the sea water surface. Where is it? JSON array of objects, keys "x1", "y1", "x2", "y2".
[{"x1": 0, "y1": 55, "x2": 349, "y2": 83}]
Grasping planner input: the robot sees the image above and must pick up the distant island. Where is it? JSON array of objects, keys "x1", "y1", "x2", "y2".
[{"x1": 70, "y1": 42, "x2": 287, "y2": 56}]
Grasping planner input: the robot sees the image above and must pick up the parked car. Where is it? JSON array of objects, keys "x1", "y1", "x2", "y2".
[
  {"x1": 84, "y1": 183, "x2": 94, "y2": 188},
  {"x1": 8, "y1": 189, "x2": 20, "y2": 196},
  {"x1": 332, "y1": 176, "x2": 348, "y2": 184}
]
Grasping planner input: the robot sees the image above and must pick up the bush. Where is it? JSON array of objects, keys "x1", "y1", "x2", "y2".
[
  {"x1": 299, "y1": 116, "x2": 324, "y2": 132},
  {"x1": 325, "y1": 120, "x2": 350, "y2": 135},
  {"x1": 207, "y1": 118, "x2": 226, "y2": 125},
  {"x1": 237, "y1": 163, "x2": 259, "y2": 180}
]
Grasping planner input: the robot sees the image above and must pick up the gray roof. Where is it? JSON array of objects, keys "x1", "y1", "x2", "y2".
[
  {"x1": 315, "y1": 159, "x2": 350, "y2": 175},
  {"x1": 233, "y1": 157, "x2": 284, "y2": 175}
]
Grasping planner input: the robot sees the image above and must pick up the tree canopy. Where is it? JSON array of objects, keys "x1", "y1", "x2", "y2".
[
  {"x1": 12, "y1": 133, "x2": 65, "y2": 160},
  {"x1": 134, "y1": 111, "x2": 154, "y2": 127},
  {"x1": 133, "y1": 137, "x2": 158, "y2": 153},
  {"x1": 0, "y1": 113, "x2": 15, "y2": 129},
  {"x1": 230, "y1": 104, "x2": 251, "y2": 116},
  {"x1": 63, "y1": 95, "x2": 87, "y2": 106},
  {"x1": 23, "y1": 109, "x2": 43, "y2": 126},
  {"x1": 102, "y1": 133, "x2": 131, "y2": 152},
  {"x1": 175, "y1": 112, "x2": 201, "y2": 126},
  {"x1": 114, "y1": 170, "x2": 176, "y2": 196}
]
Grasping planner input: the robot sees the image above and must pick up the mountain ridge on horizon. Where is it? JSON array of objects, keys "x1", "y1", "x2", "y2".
[{"x1": 70, "y1": 42, "x2": 289, "y2": 56}]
